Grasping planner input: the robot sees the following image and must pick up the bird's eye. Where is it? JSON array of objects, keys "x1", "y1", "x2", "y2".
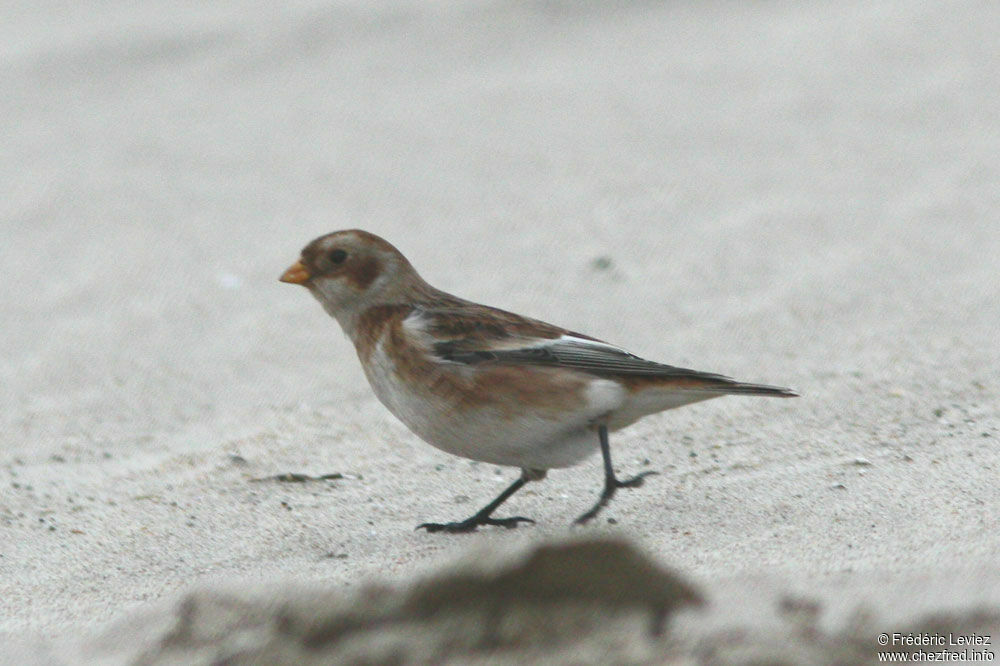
[{"x1": 328, "y1": 249, "x2": 348, "y2": 264}]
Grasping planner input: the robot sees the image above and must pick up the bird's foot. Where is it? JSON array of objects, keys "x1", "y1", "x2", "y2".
[
  {"x1": 615, "y1": 470, "x2": 658, "y2": 489},
  {"x1": 573, "y1": 501, "x2": 609, "y2": 526},
  {"x1": 416, "y1": 515, "x2": 535, "y2": 534},
  {"x1": 574, "y1": 471, "x2": 658, "y2": 525}
]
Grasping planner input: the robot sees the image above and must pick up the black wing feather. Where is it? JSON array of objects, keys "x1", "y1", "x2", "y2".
[
  {"x1": 437, "y1": 338, "x2": 725, "y2": 379},
  {"x1": 428, "y1": 321, "x2": 797, "y2": 397}
]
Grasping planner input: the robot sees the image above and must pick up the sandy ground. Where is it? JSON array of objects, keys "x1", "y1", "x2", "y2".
[{"x1": 3, "y1": 0, "x2": 999, "y2": 662}]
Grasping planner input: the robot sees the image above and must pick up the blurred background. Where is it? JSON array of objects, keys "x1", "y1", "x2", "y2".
[{"x1": 2, "y1": 0, "x2": 998, "y2": 641}]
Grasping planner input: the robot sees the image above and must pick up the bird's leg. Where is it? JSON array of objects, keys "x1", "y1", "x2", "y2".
[
  {"x1": 575, "y1": 425, "x2": 657, "y2": 525},
  {"x1": 417, "y1": 469, "x2": 539, "y2": 533}
]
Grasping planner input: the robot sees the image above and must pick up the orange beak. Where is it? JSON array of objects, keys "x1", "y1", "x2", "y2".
[{"x1": 279, "y1": 260, "x2": 311, "y2": 285}]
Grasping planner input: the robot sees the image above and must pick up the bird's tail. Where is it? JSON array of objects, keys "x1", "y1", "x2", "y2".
[{"x1": 713, "y1": 380, "x2": 798, "y2": 397}]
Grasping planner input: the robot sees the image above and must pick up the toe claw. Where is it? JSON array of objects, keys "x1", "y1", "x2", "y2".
[
  {"x1": 574, "y1": 470, "x2": 658, "y2": 524},
  {"x1": 489, "y1": 516, "x2": 534, "y2": 529},
  {"x1": 416, "y1": 521, "x2": 477, "y2": 533},
  {"x1": 617, "y1": 470, "x2": 658, "y2": 488},
  {"x1": 416, "y1": 515, "x2": 534, "y2": 533}
]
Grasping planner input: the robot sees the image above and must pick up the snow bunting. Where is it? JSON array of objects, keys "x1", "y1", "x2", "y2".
[{"x1": 281, "y1": 230, "x2": 796, "y2": 532}]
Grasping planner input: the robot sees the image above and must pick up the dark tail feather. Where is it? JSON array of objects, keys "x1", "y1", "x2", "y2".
[
  {"x1": 653, "y1": 370, "x2": 799, "y2": 397},
  {"x1": 717, "y1": 381, "x2": 798, "y2": 397}
]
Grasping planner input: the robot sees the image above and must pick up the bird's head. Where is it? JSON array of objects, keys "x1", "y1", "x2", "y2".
[{"x1": 280, "y1": 229, "x2": 428, "y2": 331}]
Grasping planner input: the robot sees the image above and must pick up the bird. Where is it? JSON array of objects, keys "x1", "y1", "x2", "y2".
[{"x1": 280, "y1": 229, "x2": 797, "y2": 533}]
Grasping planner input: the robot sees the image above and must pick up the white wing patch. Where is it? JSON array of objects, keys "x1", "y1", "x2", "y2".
[{"x1": 547, "y1": 334, "x2": 636, "y2": 354}]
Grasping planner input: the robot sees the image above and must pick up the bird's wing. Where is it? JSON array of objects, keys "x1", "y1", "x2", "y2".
[{"x1": 410, "y1": 305, "x2": 797, "y2": 397}]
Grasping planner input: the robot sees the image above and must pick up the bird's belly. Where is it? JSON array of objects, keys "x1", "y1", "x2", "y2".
[
  {"x1": 361, "y1": 346, "x2": 624, "y2": 469},
  {"x1": 407, "y1": 404, "x2": 602, "y2": 469}
]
